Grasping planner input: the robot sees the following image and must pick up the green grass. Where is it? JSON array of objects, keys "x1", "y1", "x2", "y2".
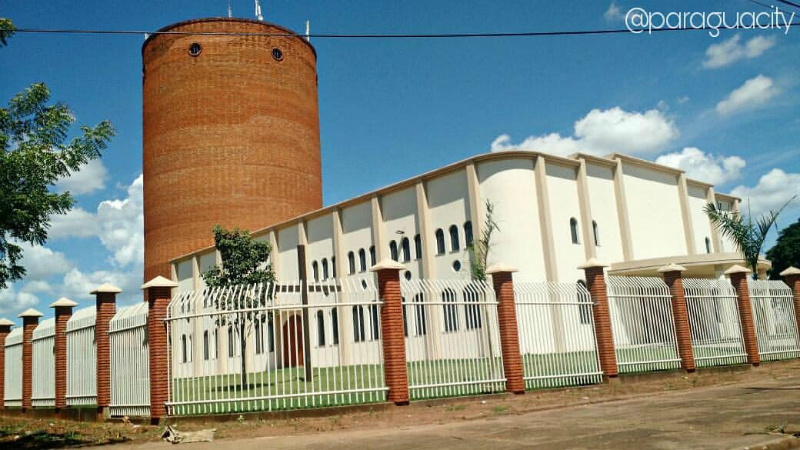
[{"x1": 522, "y1": 351, "x2": 603, "y2": 389}]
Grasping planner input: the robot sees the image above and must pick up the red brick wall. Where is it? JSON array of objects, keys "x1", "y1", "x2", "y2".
[
  {"x1": 54, "y1": 306, "x2": 73, "y2": 409},
  {"x1": 730, "y1": 272, "x2": 760, "y2": 366},
  {"x1": 0, "y1": 325, "x2": 10, "y2": 408},
  {"x1": 95, "y1": 293, "x2": 117, "y2": 410},
  {"x1": 490, "y1": 271, "x2": 525, "y2": 394},
  {"x1": 142, "y1": 18, "x2": 322, "y2": 281},
  {"x1": 376, "y1": 268, "x2": 409, "y2": 404},
  {"x1": 146, "y1": 287, "x2": 172, "y2": 421},
  {"x1": 662, "y1": 271, "x2": 695, "y2": 372},
  {"x1": 21, "y1": 317, "x2": 39, "y2": 410},
  {"x1": 583, "y1": 266, "x2": 618, "y2": 378}
]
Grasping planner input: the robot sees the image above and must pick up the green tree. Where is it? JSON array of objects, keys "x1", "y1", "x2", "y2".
[
  {"x1": 705, "y1": 197, "x2": 795, "y2": 279},
  {"x1": 1, "y1": 19, "x2": 115, "y2": 288},
  {"x1": 202, "y1": 225, "x2": 275, "y2": 389},
  {"x1": 468, "y1": 200, "x2": 499, "y2": 281},
  {"x1": 766, "y1": 217, "x2": 800, "y2": 280}
]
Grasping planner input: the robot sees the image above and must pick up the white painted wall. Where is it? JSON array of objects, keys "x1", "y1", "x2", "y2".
[
  {"x1": 546, "y1": 162, "x2": 585, "y2": 283},
  {"x1": 586, "y1": 163, "x2": 624, "y2": 266},
  {"x1": 176, "y1": 259, "x2": 193, "y2": 292},
  {"x1": 688, "y1": 185, "x2": 713, "y2": 254},
  {"x1": 426, "y1": 170, "x2": 471, "y2": 280},
  {"x1": 306, "y1": 215, "x2": 335, "y2": 281},
  {"x1": 277, "y1": 226, "x2": 300, "y2": 280},
  {"x1": 381, "y1": 187, "x2": 423, "y2": 280}
]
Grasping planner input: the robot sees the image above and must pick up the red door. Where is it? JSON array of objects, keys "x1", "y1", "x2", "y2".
[{"x1": 282, "y1": 315, "x2": 304, "y2": 367}]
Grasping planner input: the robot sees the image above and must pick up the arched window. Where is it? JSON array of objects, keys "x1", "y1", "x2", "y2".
[
  {"x1": 312, "y1": 261, "x2": 319, "y2": 281},
  {"x1": 316, "y1": 310, "x2": 326, "y2": 347},
  {"x1": 435, "y1": 229, "x2": 445, "y2": 255},
  {"x1": 389, "y1": 241, "x2": 399, "y2": 261},
  {"x1": 401, "y1": 237, "x2": 411, "y2": 262},
  {"x1": 321, "y1": 258, "x2": 329, "y2": 280},
  {"x1": 331, "y1": 309, "x2": 339, "y2": 345},
  {"x1": 577, "y1": 280, "x2": 592, "y2": 325},
  {"x1": 203, "y1": 331, "x2": 210, "y2": 360},
  {"x1": 353, "y1": 306, "x2": 366, "y2": 342},
  {"x1": 348, "y1": 251, "x2": 356, "y2": 275},
  {"x1": 254, "y1": 320, "x2": 263, "y2": 354},
  {"x1": 359, "y1": 249, "x2": 367, "y2": 272},
  {"x1": 464, "y1": 288, "x2": 482, "y2": 330},
  {"x1": 442, "y1": 288, "x2": 458, "y2": 332},
  {"x1": 369, "y1": 246, "x2": 376, "y2": 266},
  {"x1": 592, "y1": 221, "x2": 600, "y2": 246},
  {"x1": 370, "y1": 303, "x2": 380, "y2": 340},
  {"x1": 181, "y1": 334, "x2": 188, "y2": 363},
  {"x1": 464, "y1": 221, "x2": 474, "y2": 247},
  {"x1": 402, "y1": 297, "x2": 408, "y2": 337},
  {"x1": 228, "y1": 327, "x2": 234, "y2": 357},
  {"x1": 570, "y1": 218, "x2": 580, "y2": 244},
  {"x1": 705, "y1": 237, "x2": 712, "y2": 254},
  {"x1": 414, "y1": 234, "x2": 422, "y2": 259},
  {"x1": 331, "y1": 256, "x2": 337, "y2": 277},
  {"x1": 414, "y1": 294, "x2": 427, "y2": 336},
  {"x1": 267, "y1": 317, "x2": 275, "y2": 352},
  {"x1": 449, "y1": 225, "x2": 460, "y2": 251}
]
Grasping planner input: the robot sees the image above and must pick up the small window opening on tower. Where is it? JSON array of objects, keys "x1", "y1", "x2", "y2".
[
  {"x1": 189, "y1": 43, "x2": 202, "y2": 57},
  {"x1": 272, "y1": 48, "x2": 284, "y2": 61}
]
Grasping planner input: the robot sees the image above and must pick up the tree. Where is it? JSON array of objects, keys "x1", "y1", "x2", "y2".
[
  {"x1": 202, "y1": 225, "x2": 275, "y2": 389},
  {"x1": 705, "y1": 197, "x2": 795, "y2": 279},
  {"x1": 1, "y1": 19, "x2": 115, "y2": 288},
  {"x1": 766, "y1": 217, "x2": 800, "y2": 280},
  {"x1": 468, "y1": 200, "x2": 499, "y2": 281}
]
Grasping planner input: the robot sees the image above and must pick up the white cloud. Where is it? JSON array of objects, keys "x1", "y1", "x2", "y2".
[
  {"x1": 604, "y1": 2, "x2": 623, "y2": 22},
  {"x1": 17, "y1": 242, "x2": 73, "y2": 279},
  {"x1": 48, "y1": 208, "x2": 100, "y2": 240},
  {"x1": 703, "y1": 35, "x2": 776, "y2": 69},
  {"x1": 96, "y1": 174, "x2": 143, "y2": 267},
  {"x1": 21, "y1": 280, "x2": 53, "y2": 294},
  {"x1": 0, "y1": 286, "x2": 39, "y2": 318},
  {"x1": 55, "y1": 159, "x2": 109, "y2": 196},
  {"x1": 656, "y1": 148, "x2": 746, "y2": 185},
  {"x1": 491, "y1": 107, "x2": 678, "y2": 157},
  {"x1": 61, "y1": 267, "x2": 141, "y2": 304},
  {"x1": 716, "y1": 75, "x2": 779, "y2": 116},
  {"x1": 731, "y1": 169, "x2": 800, "y2": 216}
]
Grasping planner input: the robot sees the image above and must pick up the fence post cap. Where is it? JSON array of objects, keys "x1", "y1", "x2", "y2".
[
  {"x1": 724, "y1": 264, "x2": 752, "y2": 275},
  {"x1": 19, "y1": 308, "x2": 43, "y2": 318},
  {"x1": 486, "y1": 263, "x2": 518, "y2": 274},
  {"x1": 779, "y1": 266, "x2": 800, "y2": 277},
  {"x1": 370, "y1": 259, "x2": 405, "y2": 272},
  {"x1": 90, "y1": 283, "x2": 122, "y2": 294},
  {"x1": 577, "y1": 258, "x2": 608, "y2": 269},
  {"x1": 49, "y1": 297, "x2": 78, "y2": 308},
  {"x1": 141, "y1": 276, "x2": 179, "y2": 290},
  {"x1": 657, "y1": 263, "x2": 687, "y2": 273},
  {"x1": 0, "y1": 318, "x2": 14, "y2": 327}
]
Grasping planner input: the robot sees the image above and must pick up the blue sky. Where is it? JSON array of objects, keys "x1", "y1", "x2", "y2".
[{"x1": 1, "y1": 0, "x2": 799, "y2": 322}]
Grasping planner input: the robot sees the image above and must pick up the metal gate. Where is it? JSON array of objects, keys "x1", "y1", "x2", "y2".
[
  {"x1": 683, "y1": 278, "x2": 746, "y2": 367},
  {"x1": 749, "y1": 280, "x2": 800, "y2": 361}
]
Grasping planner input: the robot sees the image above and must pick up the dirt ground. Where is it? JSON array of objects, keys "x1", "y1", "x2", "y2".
[{"x1": 2, "y1": 360, "x2": 799, "y2": 449}]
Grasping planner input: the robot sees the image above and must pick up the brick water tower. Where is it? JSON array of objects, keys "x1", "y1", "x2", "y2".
[{"x1": 142, "y1": 18, "x2": 322, "y2": 281}]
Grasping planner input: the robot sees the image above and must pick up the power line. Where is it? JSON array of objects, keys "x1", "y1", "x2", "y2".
[{"x1": 776, "y1": 0, "x2": 800, "y2": 10}]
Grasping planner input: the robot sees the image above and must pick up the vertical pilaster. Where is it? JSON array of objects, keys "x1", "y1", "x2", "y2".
[
  {"x1": 579, "y1": 260, "x2": 618, "y2": 379},
  {"x1": 726, "y1": 265, "x2": 760, "y2": 366},
  {"x1": 0, "y1": 319, "x2": 13, "y2": 409},
  {"x1": 91, "y1": 283, "x2": 120, "y2": 418},
  {"x1": 658, "y1": 264, "x2": 695, "y2": 372},
  {"x1": 142, "y1": 276, "x2": 178, "y2": 423},
  {"x1": 612, "y1": 158, "x2": 634, "y2": 261},
  {"x1": 50, "y1": 298, "x2": 77, "y2": 411},
  {"x1": 19, "y1": 308, "x2": 43, "y2": 411},
  {"x1": 487, "y1": 264, "x2": 525, "y2": 394},
  {"x1": 372, "y1": 260, "x2": 409, "y2": 404},
  {"x1": 677, "y1": 175, "x2": 697, "y2": 256},
  {"x1": 780, "y1": 267, "x2": 800, "y2": 337}
]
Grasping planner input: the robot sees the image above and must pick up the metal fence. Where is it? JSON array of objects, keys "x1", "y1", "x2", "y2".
[
  {"x1": 606, "y1": 276, "x2": 681, "y2": 373},
  {"x1": 683, "y1": 278, "x2": 747, "y2": 367},
  {"x1": 66, "y1": 306, "x2": 97, "y2": 406},
  {"x1": 514, "y1": 281, "x2": 602, "y2": 389},
  {"x1": 109, "y1": 302, "x2": 150, "y2": 417},
  {"x1": 31, "y1": 318, "x2": 56, "y2": 407},
  {"x1": 166, "y1": 279, "x2": 386, "y2": 416},
  {"x1": 401, "y1": 279, "x2": 505, "y2": 400},
  {"x1": 749, "y1": 280, "x2": 800, "y2": 361},
  {"x1": 3, "y1": 327, "x2": 23, "y2": 407}
]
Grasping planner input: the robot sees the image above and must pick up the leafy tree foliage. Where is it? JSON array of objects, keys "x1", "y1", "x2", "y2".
[
  {"x1": 766, "y1": 217, "x2": 800, "y2": 280},
  {"x1": 0, "y1": 18, "x2": 14, "y2": 47}
]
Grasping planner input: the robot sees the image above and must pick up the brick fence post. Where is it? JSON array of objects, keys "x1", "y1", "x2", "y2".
[
  {"x1": 142, "y1": 276, "x2": 177, "y2": 424},
  {"x1": 780, "y1": 267, "x2": 800, "y2": 332},
  {"x1": 486, "y1": 264, "x2": 525, "y2": 394},
  {"x1": 726, "y1": 265, "x2": 760, "y2": 366},
  {"x1": 91, "y1": 283, "x2": 120, "y2": 419},
  {"x1": 19, "y1": 308, "x2": 43, "y2": 412},
  {"x1": 579, "y1": 259, "x2": 618, "y2": 379},
  {"x1": 371, "y1": 259, "x2": 410, "y2": 405},
  {"x1": 50, "y1": 298, "x2": 77, "y2": 412},
  {"x1": 658, "y1": 263, "x2": 695, "y2": 372},
  {"x1": 0, "y1": 318, "x2": 13, "y2": 409}
]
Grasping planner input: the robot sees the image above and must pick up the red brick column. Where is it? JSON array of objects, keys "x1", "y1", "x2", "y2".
[
  {"x1": 372, "y1": 260, "x2": 410, "y2": 405},
  {"x1": 487, "y1": 264, "x2": 525, "y2": 394},
  {"x1": 91, "y1": 283, "x2": 120, "y2": 418},
  {"x1": 50, "y1": 298, "x2": 77, "y2": 411},
  {"x1": 727, "y1": 266, "x2": 760, "y2": 366},
  {"x1": 780, "y1": 267, "x2": 800, "y2": 331},
  {"x1": 19, "y1": 308, "x2": 43, "y2": 411},
  {"x1": 143, "y1": 276, "x2": 177, "y2": 423},
  {"x1": 658, "y1": 264, "x2": 695, "y2": 372},
  {"x1": 0, "y1": 319, "x2": 13, "y2": 409},
  {"x1": 579, "y1": 260, "x2": 618, "y2": 379}
]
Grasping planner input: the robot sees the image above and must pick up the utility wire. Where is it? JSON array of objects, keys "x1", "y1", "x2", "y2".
[{"x1": 776, "y1": 0, "x2": 800, "y2": 10}]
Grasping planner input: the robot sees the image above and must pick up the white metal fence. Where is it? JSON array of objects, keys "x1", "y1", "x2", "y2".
[
  {"x1": 606, "y1": 276, "x2": 681, "y2": 373},
  {"x1": 749, "y1": 280, "x2": 800, "y2": 361},
  {"x1": 109, "y1": 302, "x2": 150, "y2": 417},
  {"x1": 66, "y1": 306, "x2": 97, "y2": 406},
  {"x1": 166, "y1": 280, "x2": 386, "y2": 416},
  {"x1": 3, "y1": 327, "x2": 23, "y2": 407},
  {"x1": 401, "y1": 279, "x2": 505, "y2": 400},
  {"x1": 31, "y1": 318, "x2": 56, "y2": 407},
  {"x1": 683, "y1": 279, "x2": 747, "y2": 367},
  {"x1": 514, "y1": 281, "x2": 602, "y2": 389}
]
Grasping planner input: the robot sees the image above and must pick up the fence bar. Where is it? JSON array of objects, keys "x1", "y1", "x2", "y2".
[
  {"x1": 782, "y1": 267, "x2": 800, "y2": 330},
  {"x1": 373, "y1": 260, "x2": 410, "y2": 404},
  {"x1": 50, "y1": 298, "x2": 77, "y2": 411},
  {"x1": 726, "y1": 266, "x2": 760, "y2": 366},
  {"x1": 65, "y1": 307, "x2": 97, "y2": 407},
  {"x1": 92, "y1": 283, "x2": 120, "y2": 418},
  {"x1": 109, "y1": 303, "x2": 150, "y2": 417},
  {"x1": 580, "y1": 260, "x2": 618, "y2": 378},
  {"x1": 659, "y1": 264, "x2": 695, "y2": 372},
  {"x1": 20, "y1": 308, "x2": 42, "y2": 411},
  {"x1": 143, "y1": 276, "x2": 177, "y2": 423},
  {"x1": 683, "y1": 278, "x2": 747, "y2": 367},
  {"x1": 0, "y1": 319, "x2": 11, "y2": 408},
  {"x1": 487, "y1": 264, "x2": 524, "y2": 394},
  {"x1": 748, "y1": 278, "x2": 800, "y2": 361}
]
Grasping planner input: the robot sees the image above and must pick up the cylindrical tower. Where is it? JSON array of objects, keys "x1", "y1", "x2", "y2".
[{"x1": 142, "y1": 18, "x2": 322, "y2": 281}]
